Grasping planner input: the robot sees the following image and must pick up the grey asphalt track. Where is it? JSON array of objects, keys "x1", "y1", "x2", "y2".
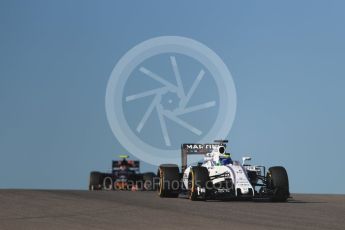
[{"x1": 0, "y1": 190, "x2": 344, "y2": 230}]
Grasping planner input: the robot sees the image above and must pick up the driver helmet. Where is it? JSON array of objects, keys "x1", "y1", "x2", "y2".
[
  {"x1": 220, "y1": 153, "x2": 232, "y2": 165},
  {"x1": 119, "y1": 159, "x2": 129, "y2": 170}
]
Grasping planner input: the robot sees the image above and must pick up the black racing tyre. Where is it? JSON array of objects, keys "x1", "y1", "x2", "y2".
[
  {"x1": 158, "y1": 164, "x2": 180, "y2": 198},
  {"x1": 268, "y1": 166, "x2": 290, "y2": 202},
  {"x1": 188, "y1": 166, "x2": 210, "y2": 201},
  {"x1": 143, "y1": 172, "x2": 156, "y2": 191},
  {"x1": 89, "y1": 171, "x2": 103, "y2": 190}
]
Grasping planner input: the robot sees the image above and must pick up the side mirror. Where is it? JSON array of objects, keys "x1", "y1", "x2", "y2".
[{"x1": 242, "y1": 157, "x2": 252, "y2": 165}]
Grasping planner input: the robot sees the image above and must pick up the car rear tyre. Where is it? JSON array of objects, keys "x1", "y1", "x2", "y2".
[
  {"x1": 158, "y1": 164, "x2": 180, "y2": 198},
  {"x1": 89, "y1": 171, "x2": 103, "y2": 190}
]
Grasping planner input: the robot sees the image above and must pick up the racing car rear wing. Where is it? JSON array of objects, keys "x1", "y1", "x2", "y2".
[
  {"x1": 112, "y1": 160, "x2": 140, "y2": 172},
  {"x1": 181, "y1": 143, "x2": 223, "y2": 171}
]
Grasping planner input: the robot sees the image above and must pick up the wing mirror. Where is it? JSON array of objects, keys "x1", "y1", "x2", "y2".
[{"x1": 242, "y1": 157, "x2": 252, "y2": 165}]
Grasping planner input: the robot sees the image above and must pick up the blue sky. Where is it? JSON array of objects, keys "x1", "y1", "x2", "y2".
[{"x1": 0, "y1": 0, "x2": 344, "y2": 193}]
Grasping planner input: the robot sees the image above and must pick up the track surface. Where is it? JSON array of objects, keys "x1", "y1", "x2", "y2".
[{"x1": 0, "y1": 190, "x2": 344, "y2": 230}]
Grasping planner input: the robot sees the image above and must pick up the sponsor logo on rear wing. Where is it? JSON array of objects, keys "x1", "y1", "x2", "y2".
[
  {"x1": 182, "y1": 144, "x2": 223, "y2": 154},
  {"x1": 112, "y1": 160, "x2": 140, "y2": 170}
]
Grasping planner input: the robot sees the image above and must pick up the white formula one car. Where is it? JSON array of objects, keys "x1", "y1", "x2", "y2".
[{"x1": 158, "y1": 140, "x2": 290, "y2": 201}]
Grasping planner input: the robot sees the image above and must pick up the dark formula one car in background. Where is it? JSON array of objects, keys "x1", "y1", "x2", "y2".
[{"x1": 89, "y1": 155, "x2": 157, "y2": 191}]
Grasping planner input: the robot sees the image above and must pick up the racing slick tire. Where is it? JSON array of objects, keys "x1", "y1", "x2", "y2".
[
  {"x1": 188, "y1": 166, "x2": 210, "y2": 201},
  {"x1": 143, "y1": 172, "x2": 157, "y2": 191},
  {"x1": 158, "y1": 164, "x2": 180, "y2": 198},
  {"x1": 268, "y1": 166, "x2": 290, "y2": 202},
  {"x1": 89, "y1": 171, "x2": 103, "y2": 190}
]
